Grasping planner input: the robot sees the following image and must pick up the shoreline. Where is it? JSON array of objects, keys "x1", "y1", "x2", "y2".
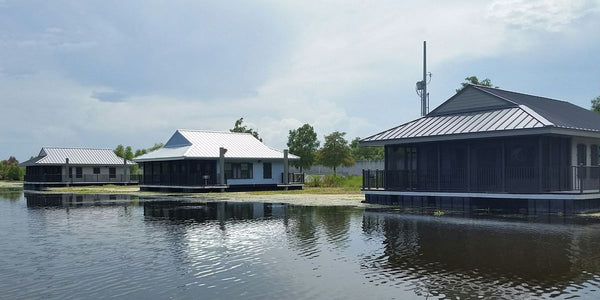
[{"x1": 1, "y1": 183, "x2": 367, "y2": 207}]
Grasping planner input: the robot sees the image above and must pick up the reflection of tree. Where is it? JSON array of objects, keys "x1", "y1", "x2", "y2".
[
  {"x1": 286, "y1": 206, "x2": 318, "y2": 257},
  {"x1": 0, "y1": 189, "x2": 22, "y2": 201},
  {"x1": 314, "y1": 206, "x2": 357, "y2": 248},
  {"x1": 361, "y1": 211, "x2": 600, "y2": 298}
]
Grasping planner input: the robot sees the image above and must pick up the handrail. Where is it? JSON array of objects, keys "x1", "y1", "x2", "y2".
[{"x1": 362, "y1": 166, "x2": 600, "y2": 194}]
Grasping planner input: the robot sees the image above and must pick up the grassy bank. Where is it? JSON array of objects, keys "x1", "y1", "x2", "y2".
[
  {"x1": 0, "y1": 181, "x2": 23, "y2": 189},
  {"x1": 47, "y1": 184, "x2": 361, "y2": 195}
]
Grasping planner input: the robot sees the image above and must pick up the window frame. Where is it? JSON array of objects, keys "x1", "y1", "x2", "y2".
[{"x1": 263, "y1": 162, "x2": 272, "y2": 179}]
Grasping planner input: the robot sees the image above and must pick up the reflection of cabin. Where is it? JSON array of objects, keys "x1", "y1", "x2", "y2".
[
  {"x1": 361, "y1": 85, "x2": 600, "y2": 212},
  {"x1": 20, "y1": 147, "x2": 136, "y2": 189},
  {"x1": 134, "y1": 130, "x2": 304, "y2": 192}
]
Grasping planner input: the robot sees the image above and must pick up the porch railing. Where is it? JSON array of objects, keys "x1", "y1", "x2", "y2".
[
  {"x1": 24, "y1": 174, "x2": 140, "y2": 183},
  {"x1": 362, "y1": 166, "x2": 600, "y2": 194},
  {"x1": 281, "y1": 172, "x2": 305, "y2": 184}
]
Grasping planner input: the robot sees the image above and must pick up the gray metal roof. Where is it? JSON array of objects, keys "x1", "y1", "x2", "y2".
[
  {"x1": 134, "y1": 130, "x2": 300, "y2": 162},
  {"x1": 19, "y1": 147, "x2": 136, "y2": 166},
  {"x1": 362, "y1": 85, "x2": 600, "y2": 145}
]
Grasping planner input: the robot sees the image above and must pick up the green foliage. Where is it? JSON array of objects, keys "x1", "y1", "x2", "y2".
[
  {"x1": 317, "y1": 131, "x2": 354, "y2": 175},
  {"x1": 591, "y1": 96, "x2": 600, "y2": 114},
  {"x1": 114, "y1": 143, "x2": 164, "y2": 175},
  {"x1": 287, "y1": 124, "x2": 320, "y2": 171},
  {"x1": 0, "y1": 156, "x2": 24, "y2": 181},
  {"x1": 350, "y1": 137, "x2": 383, "y2": 160},
  {"x1": 305, "y1": 174, "x2": 362, "y2": 188},
  {"x1": 457, "y1": 76, "x2": 498, "y2": 92},
  {"x1": 433, "y1": 210, "x2": 445, "y2": 216},
  {"x1": 230, "y1": 117, "x2": 262, "y2": 141}
]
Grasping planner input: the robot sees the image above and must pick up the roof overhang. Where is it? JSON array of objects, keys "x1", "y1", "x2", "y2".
[
  {"x1": 360, "y1": 127, "x2": 600, "y2": 146},
  {"x1": 134, "y1": 156, "x2": 300, "y2": 162}
]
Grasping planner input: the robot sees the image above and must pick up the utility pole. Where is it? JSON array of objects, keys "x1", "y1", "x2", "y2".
[{"x1": 416, "y1": 41, "x2": 430, "y2": 116}]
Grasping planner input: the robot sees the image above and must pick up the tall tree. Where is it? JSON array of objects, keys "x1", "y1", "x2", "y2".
[
  {"x1": 287, "y1": 124, "x2": 320, "y2": 172},
  {"x1": 457, "y1": 76, "x2": 497, "y2": 92},
  {"x1": 114, "y1": 145, "x2": 125, "y2": 158},
  {"x1": 230, "y1": 117, "x2": 262, "y2": 141},
  {"x1": 317, "y1": 131, "x2": 354, "y2": 175},
  {"x1": 350, "y1": 137, "x2": 383, "y2": 160},
  {"x1": 592, "y1": 95, "x2": 600, "y2": 114}
]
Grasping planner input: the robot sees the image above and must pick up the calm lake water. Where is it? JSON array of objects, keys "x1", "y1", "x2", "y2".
[{"x1": 2, "y1": 190, "x2": 600, "y2": 299}]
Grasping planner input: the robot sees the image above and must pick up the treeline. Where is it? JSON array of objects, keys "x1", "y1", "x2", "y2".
[
  {"x1": 113, "y1": 143, "x2": 164, "y2": 174},
  {"x1": 230, "y1": 119, "x2": 383, "y2": 175},
  {"x1": 287, "y1": 125, "x2": 382, "y2": 174},
  {"x1": 0, "y1": 157, "x2": 24, "y2": 181}
]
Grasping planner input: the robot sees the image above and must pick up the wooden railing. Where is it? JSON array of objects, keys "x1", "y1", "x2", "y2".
[{"x1": 362, "y1": 166, "x2": 600, "y2": 194}]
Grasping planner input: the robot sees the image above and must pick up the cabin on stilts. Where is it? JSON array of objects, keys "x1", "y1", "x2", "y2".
[
  {"x1": 20, "y1": 147, "x2": 137, "y2": 189},
  {"x1": 134, "y1": 130, "x2": 304, "y2": 192},
  {"x1": 360, "y1": 84, "x2": 600, "y2": 214}
]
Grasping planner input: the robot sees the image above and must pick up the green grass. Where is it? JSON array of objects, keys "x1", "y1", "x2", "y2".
[{"x1": 0, "y1": 181, "x2": 23, "y2": 189}]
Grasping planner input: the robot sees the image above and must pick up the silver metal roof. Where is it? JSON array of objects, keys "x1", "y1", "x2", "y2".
[
  {"x1": 19, "y1": 147, "x2": 136, "y2": 166},
  {"x1": 361, "y1": 85, "x2": 600, "y2": 146},
  {"x1": 134, "y1": 130, "x2": 300, "y2": 162}
]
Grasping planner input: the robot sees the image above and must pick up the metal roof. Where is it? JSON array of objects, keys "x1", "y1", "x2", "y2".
[
  {"x1": 361, "y1": 85, "x2": 600, "y2": 145},
  {"x1": 134, "y1": 130, "x2": 299, "y2": 162},
  {"x1": 19, "y1": 147, "x2": 136, "y2": 166}
]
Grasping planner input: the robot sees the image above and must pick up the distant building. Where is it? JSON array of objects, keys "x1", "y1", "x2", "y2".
[
  {"x1": 134, "y1": 130, "x2": 303, "y2": 192},
  {"x1": 20, "y1": 147, "x2": 136, "y2": 189},
  {"x1": 361, "y1": 84, "x2": 600, "y2": 213}
]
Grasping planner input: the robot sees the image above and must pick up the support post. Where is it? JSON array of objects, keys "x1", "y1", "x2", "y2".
[
  {"x1": 283, "y1": 149, "x2": 289, "y2": 185},
  {"x1": 437, "y1": 143, "x2": 441, "y2": 191},
  {"x1": 65, "y1": 158, "x2": 70, "y2": 186},
  {"x1": 466, "y1": 144, "x2": 471, "y2": 192},
  {"x1": 538, "y1": 137, "x2": 543, "y2": 193},
  {"x1": 501, "y1": 139, "x2": 505, "y2": 192},
  {"x1": 219, "y1": 147, "x2": 226, "y2": 186},
  {"x1": 123, "y1": 158, "x2": 127, "y2": 185}
]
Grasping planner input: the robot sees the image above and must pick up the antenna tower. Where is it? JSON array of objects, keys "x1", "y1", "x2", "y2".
[{"x1": 416, "y1": 41, "x2": 431, "y2": 116}]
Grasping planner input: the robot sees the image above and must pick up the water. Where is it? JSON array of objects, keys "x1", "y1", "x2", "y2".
[{"x1": 1, "y1": 190, "x2": 600, "y2": 299}]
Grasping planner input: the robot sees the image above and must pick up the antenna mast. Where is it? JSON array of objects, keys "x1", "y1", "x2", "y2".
[{"x1": 416, "y1": 41, "x2": 430, "y2": 116}]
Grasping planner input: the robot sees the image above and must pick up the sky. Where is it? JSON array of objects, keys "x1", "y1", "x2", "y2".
[{"x1": 1, "y1": 0, "x2": 600, "y2": 161}]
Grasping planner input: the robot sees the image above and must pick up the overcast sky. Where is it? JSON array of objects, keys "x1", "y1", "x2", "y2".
[{"x1": 1, "y1": 0, "x2": 600, "y2": 161}]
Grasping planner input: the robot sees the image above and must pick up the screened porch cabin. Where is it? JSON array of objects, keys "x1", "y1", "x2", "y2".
[
  {"x1": 134, "y1": 130, "x2": 303, "y2": 192},
  {"x1": 360, "y1": 85, "x2": 600, "y2": 206},
  {"x1": 20, "y1": 147, "x2": 137, "y2": 189}
]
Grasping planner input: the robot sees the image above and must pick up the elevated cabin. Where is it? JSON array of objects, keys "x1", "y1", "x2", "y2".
[
  {"x1": 360, "y1": 85, "x2": 600, "y2": 213},
  {"x1": 20, "y1": 147, "x2": 137, "y2": 189},
  {"x1": 134, "y1": 130, "x2": 304, "y2": 192}
]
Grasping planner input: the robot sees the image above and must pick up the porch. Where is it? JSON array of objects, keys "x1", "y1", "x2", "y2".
[{"x1": 362, "y1": 166, "x2": 600, "y2": 194}]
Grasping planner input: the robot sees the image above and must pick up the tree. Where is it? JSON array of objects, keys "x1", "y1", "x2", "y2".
[
  {"x1": 114, "y1": 145, "x2": 125, "y2": 158},
  {"x1": 317, "y1": 131, "x2": 354, "y2": 175},
  {"x1": 350, "y1": 137, "x2": 383, "y2": 161},
  {"x1": 457, "y1": 76, "x2": 498, "y2": 92},
  {"x1": 0, "y1": 157, "x2": 23, "y2": 181},
  {"x1": 592, "y1": 96, "x2": 600, "y2": 114},
  {"x1": 287, "y1": 124, "x2": 320, "y2": 172},
  {"x1": 230, "y1": 117, "x2": 262, "y2": 141}
]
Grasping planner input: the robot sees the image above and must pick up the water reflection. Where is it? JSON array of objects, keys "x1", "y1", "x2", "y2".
[
  {"x1": 3, "y1": 192, "x2": 600, "y2": 299},
  {"x1": 361, "y1": 209, "x2": 600, "y2": 298}
]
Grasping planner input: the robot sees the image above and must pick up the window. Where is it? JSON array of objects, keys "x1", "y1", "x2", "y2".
[
  {"x1": 69, "y1": 167, "x2": 73, "y2": 179},
  {"x1": 109, "y1": 167, "x2": 116, "y2": 179},
  {"x1": 263, "y1": 162, "x2": 272, "y2": 179},
  {"x1": 76, "y1": 167, "x2": 82, "y2": 178},
  {"x1": 224, "y1": 163, "x2": 253, "y2": 179},
  {"x1": 93, "y1": 167, "x2": 100, "y2": 174}
]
